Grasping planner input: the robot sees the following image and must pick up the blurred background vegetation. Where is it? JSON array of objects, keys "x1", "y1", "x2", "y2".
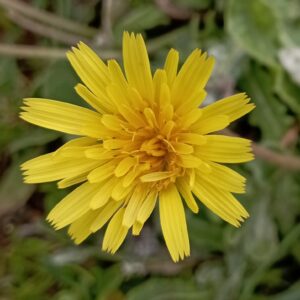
[{"x1": 0, "y1": 0, "x2": 300, "y2": 299}]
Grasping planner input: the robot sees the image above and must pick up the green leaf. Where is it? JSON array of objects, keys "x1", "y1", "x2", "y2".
[
  {"x1": 274, "y1": 69, "x2": 300, "y2": 116},
  {"x1": 271, "y1": 280, "x2": 300, "y2": 300},
  {"x1": 272, "y1": 173, "x2": 300, "y2": 233},
  {"x1": 174, "y1": 0, "x2": 212, "y2": 10},
  {"x1": 243, "y1": 198, "x2": 279, "y2": 263},
  {"x1": 0, "y1": 154, "x2": 36, "y2": 216},
  {"x1": 54, "y1": 0, "x2": 72, "y2": 18},
  {"x1": 8, "y1": 128, "x2": 59, "y2": 153},
  {"x1": 0, "y1": 57, "x2": 24, "y2": 102},
  {"x1": 195, "y1": 260, "x2": 225, "y2": 294},
  {"x1": 189, "y1": 215, "x2": 224, "y2": 252},
  {"x1": 226, "y1": 0, "x2": 279, "y2": 67},
  {"x1": 239, "y1": 63, "x2": 292, "y2": 141},
  {"x1": 115, "y1": 4, "x2": 169, "y2": 36},
  {"x1": 94, "y1": 264, "x2": 123, "y2": 300},
  {"x1": 263, "y1": 0, "x2": 300, "y2": 47},
  {"x1": 34, "y1": 60, "x2": 82, "y2": 106},
  {"x1": 68, "y1": 1, "x2": 97, "y2": 24},
  {"x1": 127, "y1": 278, "x2": 211, "y2": 300}
]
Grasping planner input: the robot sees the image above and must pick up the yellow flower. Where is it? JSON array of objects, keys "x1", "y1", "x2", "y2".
[{"x1": 20, "y1": 32, "x2": 255, "y2": 262}]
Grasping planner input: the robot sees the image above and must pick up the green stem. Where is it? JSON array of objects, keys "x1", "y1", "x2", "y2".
[{"x1": 0, "y1": 0, "x2": 98, "y2": 38}]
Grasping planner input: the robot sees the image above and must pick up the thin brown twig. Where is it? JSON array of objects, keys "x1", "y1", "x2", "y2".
[
  {"x1": 0, "y1": 44, "x2": 67, "y2": 59},
  {"x1": 252, "y1": 143, "x2": 300, "y2": 170},
  {"x1": 8, "y1": 11, "x2": 88, "y2": 45},
  {"x1": 280, "y1": 124, "x2": 299, "y2": 148},
  {"x1": 97, "y1": 0, "x2": 114, "y2": 47},
  {"x1": 0, "y1": 0, "x2": 97, "y2": 38},
  {"x1": 223, "y1": 129, "x2": 300, "y2": 171},
  {"x1": 0, "y1": 43, "x2": 120, "y2": 60}
]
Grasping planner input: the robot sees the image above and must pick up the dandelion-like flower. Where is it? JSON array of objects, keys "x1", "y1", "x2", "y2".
[{"x1": 21, "y1": 32, "x2": 255, "y2": 262}]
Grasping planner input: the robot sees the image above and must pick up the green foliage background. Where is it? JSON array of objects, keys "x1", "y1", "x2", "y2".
[{"x1": 0, "y1": 0, "x2": 300, "y2": 299}]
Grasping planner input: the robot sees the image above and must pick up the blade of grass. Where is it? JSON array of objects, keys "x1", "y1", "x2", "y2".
[{"x1": 0, "y1": 0, "x2": 98, "y2": 38}]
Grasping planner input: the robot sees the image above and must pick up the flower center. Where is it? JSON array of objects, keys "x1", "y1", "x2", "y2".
[{"x1": 133, "y1": 130, "x2": 184, "y2": 190}]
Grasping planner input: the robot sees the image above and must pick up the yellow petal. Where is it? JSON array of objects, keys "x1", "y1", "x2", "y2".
[
  {"x1": 122, "y1": 163, "x2": 150, "y2": 187},
  {"x1": 75, "y1": 83, "x2": 107, "y2": 114},
  {"x1": 201, "y1": 93, "x2": 255, "y2": 123},
  {"x1": 176, "y1": 178, "x2": 199, "y2": 213},
  {"x1": 178, "y1": 154, "x2": 204, "y2": 169},
  {"x1": 111, "y1": 180, "x2": 136, "y2": 201},
  {"x1": 144, "y1": 107, "x2": 158, "y2": 128},
  {"x1": 85, "y1": 147, "x2": 116, "y2": 160},
  {"x1": 77, "y1": 42, "x2": 110, "y2": 85},
  {"x1": 68, "y1": 209, "x2": 100, "y2": 244},
  {"x1": 161, "y1": 120, "x2": 175, "y2": 139},
  {"x1": 176, "y1": 133, "x2": 206, "y2": 146},
  {"x1": 126, "y1": 87, "x2": 148, "y2": 110},
  {"x1": 55, "y1": 145, "x2": 98, "y2": 159},
  {"x1": 57, "y1": 173, "x2": 87, "y2": 189},
  {"x1": 107, "y1": 59, "x2": 128, "y2": 89},
  {"x1": 101, "y1": 114, "x2": 126, "y2": 131},
  {"x1": 177, "y1": 108, "x2": 202, "y2": 129},
  {"x1": 87, "y1": 160, "x2": 117, "y2": 183},
  {"x1": 90, "y1": 200, "x2": 123, "y2": 232},
  {"x1": 90, "y1": 177, "x2": 118, "y2": 209},
  {"x1": 54, "y1": 137, "x2": 97, "y2": 158},
  {"x1": 186, "y1": 168, "x2": 195, "y2": 187},
  {"x1": 171, "y1": 50, "x2": 214, "y2": 108},
  {"x1": 115, "y1": 157, "x2": 137, "y2": 177},
  {"x1": 21, "y1": 98, "x2": 102, "y2": 136},
  {"x1": 67, "y1": 42, "x2": 115, "y2": 113},
  {"x1": 175, "y1": 89, "x2": 207, "y2": 115},
  {"x1": 22, "y1": 152, "x2": 100, "y2": 184},
  {"x1": 80, "y1": 122, "x2": 115, "y2": 139},
  {"x1": 164, "y1": 48, "x2": 179, "y2": 87},
  {"x1": 176, "y1": 155, "x2": 211, "y2": 173},
  {"x1": 159, "y1": 184, "x2": 190, "y2": 262},
  {"x1": 160, "y1": 104, "x2": 174, "y2": 125},
  {"x1": 106, "y1": 85, "x2": 146, "y2": 128},
  {"x1": 140, "y1": 171, "x2": 174, "y2": 182},
  {"x1": 103, "y1": 139, "x2": 130, "y2": 150},
  {"x1": 192, "y1": 180, "x2": 249, "y2": 227},
  {"x1": 47, "y1": 182, "x2": 100, "y2": 229},
  {"x1": 123, "y1": 32, "x2": 154, "y2": 102},
  {"x1": 137, "y1": 190, "x2": 158, "y2": 223},
  {"x1": 153, "y1": 69, "x2": 168, "y2": 103},
  {"x1": 122, "y1": 185, "x2": 149, "y2": 228},
  {"x1": 195, "y1": 135, "x2": 254, "y2": 163},
  {"x1": 172, "y1": 142, "x2": 194, "y2": 154},
  {"x1": 192, "y1": 115, "x2": 230, "y2": 134},
  {"x1": 197, "y1": 161, "x2": 246, "y2": 194},
  {"x1": 102, "y1": 208, "x2": 128, "y2": 254},
  {"x1": 132, "y1": 221, "x2": 143, "y2": 236}
]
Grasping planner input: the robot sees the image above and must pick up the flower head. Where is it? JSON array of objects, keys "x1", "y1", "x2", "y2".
[{"x1": 21, "y1": 32, "x2": 255, "y2": 262}]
